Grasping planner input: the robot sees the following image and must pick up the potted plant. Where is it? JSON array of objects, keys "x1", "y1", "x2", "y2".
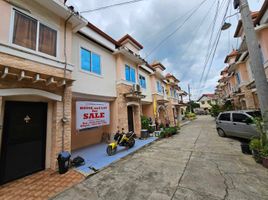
[
  {"x1": 240, "y1": 142, "x2": 251, "y2": 155},
  {"x1": 260, "y1": 145, "x2": 268, "y2": 168},
  {"x1": 141, "y1": 116, "x2": 150, "y2": 139},
  {"x1": 249, "y1": 138, "x2": 262, "y2": 163}
]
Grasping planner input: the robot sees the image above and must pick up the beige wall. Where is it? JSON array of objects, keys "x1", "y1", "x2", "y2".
[
  {"x1": 0, "y1": 0, "x2": 73, "y2": 67},
  {"x1": 72, "y1": 33, "x2": 116, "y2": 97},
  {"x1": 258, "y1": 27, "x2": 268, "y2": 63}
]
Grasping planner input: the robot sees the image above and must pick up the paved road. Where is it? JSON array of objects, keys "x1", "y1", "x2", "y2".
[{"x1": 53, "y1": 116, "x2": 268, "y2": 200}]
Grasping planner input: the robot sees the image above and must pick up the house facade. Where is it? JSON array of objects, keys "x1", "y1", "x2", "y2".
[
  {"x1": 0, "y1": 0, "x2": 187, "y2": 185},
  {"x1": 0, "y1": 0, "x2": 86, "y2": 184},
  {"x1": 197, "y1": 94, "x2": 217, "y2": 112}
]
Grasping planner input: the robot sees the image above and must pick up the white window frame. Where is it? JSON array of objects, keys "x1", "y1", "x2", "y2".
[
  {"x1": 139, "y1": 74, "x2": 146, "y2": 89},
  {"x1": 125, "y1": 64, "x2": 136, "y2": 83},
  {"x1": 79, "y1": 46, "x2": 102, "y2": 77},
  {"x1": 9, "y1": 8, "x2": 59, "y2": 59}
]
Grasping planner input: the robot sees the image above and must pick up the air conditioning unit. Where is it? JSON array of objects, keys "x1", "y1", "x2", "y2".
[{"x1": 132, "y1": 84, "x2": 141, "y2": 92}]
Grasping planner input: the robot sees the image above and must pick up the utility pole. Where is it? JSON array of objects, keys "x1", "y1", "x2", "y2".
[
  {"x1": 188, "y1": 84, "x2": 192, "y2": 113},
  {"x1": 235, "y1": 0, "x2": 268, "y2": 133}
]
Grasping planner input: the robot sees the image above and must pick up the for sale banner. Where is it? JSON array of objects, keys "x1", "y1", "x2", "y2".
[{"x1": 76, "y1": 101, "x2": 110, "y2": 130}]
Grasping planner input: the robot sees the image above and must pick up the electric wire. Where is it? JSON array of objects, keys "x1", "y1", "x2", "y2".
[
  {"x1": 199, "y1": 0, "x2": 231, "y2": 95},
  {"x1": 80, "y1": 0, "x2": 146, "y2": 13},
  {"x1": 144, "y1": 0, "x2": 209, "y2": 59}
]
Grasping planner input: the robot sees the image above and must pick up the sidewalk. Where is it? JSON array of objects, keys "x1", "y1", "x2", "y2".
[{"x1": 72, "y1": 137, "x2": 158, "y2": 176}]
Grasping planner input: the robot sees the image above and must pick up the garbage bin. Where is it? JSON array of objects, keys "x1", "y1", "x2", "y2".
[{"x1": 57, "y1": 151, "x2": 71, "y2": 174}]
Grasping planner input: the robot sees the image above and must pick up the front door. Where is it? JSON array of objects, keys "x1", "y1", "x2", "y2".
[
  {"x1": 0, "y1": 101, "x2": 47, "y2": 184},
  {"x1": 127, "y1": 106, "x2": 134, "y2": 132}
]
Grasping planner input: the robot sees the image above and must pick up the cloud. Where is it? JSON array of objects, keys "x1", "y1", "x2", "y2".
[{"x1": 67, "y1": 0, "x2": 264, "y2": 100}]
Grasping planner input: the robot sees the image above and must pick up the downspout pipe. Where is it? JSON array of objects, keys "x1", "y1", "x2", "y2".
[{"x1": 61, "y1": 13, "x2": 73, "y2": 152}]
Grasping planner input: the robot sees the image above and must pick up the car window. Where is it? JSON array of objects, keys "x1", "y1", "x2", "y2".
[
  {"x1": 232, "y1": 113, "x2": 249, "y2": 123},
  {"x1": 246, "y1": 111, "x2": 262, "y2": 118},
  {"x1": 219, "y1": 113, "x2": 230, "y2": 121}
]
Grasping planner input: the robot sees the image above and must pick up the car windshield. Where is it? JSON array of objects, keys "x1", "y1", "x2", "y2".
[{"x1": 246, "y1": 111, "x2": 262, "y2": 118}]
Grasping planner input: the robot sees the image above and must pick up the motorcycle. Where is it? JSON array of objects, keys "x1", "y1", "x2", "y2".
[{"x1": 106, "y1": 128, "x2": 136, "y2": 156}]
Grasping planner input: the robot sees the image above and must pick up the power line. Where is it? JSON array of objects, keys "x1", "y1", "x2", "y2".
[
  {"x1": 199, "y1": 0, "x2": 221, "y2": 86},
  {"x1": 179, "y1": 1, "x2": 218, "y2": 81},
  {"x1": 142, "y1": 0, "x2": 211, "y2": 45},
  {"x1": 144, "y1": 0, "x2": 209, "y2": 59},
  {"x1": 80, "y1": 0, "x2": 146, "y2": 13},
  {"x1": 199, "y1": 0, "x2": 231, "y2": 96}
]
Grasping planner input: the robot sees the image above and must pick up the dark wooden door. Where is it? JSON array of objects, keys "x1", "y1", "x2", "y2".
[
  {"x1": 0, "y1": 101, "x2": 47, "y2": 184},
  {"x1": 127, "y1": 106, "x2": 134, "y2": 132}
]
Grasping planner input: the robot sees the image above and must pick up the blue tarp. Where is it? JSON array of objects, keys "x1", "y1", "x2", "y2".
[{"x1": 71, "y1": 137, "x2": 157, "y2": 176}]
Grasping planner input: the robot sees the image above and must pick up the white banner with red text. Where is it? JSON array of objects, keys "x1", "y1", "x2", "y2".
[{"x1": 76, "y1": 101, "x2": 110, "y2": 130}]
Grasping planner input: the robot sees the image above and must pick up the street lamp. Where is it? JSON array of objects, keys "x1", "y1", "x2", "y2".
[{"x1": 221, "y1": 22, "x2": 231, "y2": 30}]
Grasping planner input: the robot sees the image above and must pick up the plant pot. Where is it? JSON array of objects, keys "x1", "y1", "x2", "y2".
[
  {"x1": 240, "y1": 143, "x2": 251, "y2": 155},
  {"x1": 141, "y1": 129, "x2": 149, "y2": 139},
  {"x1": 252, "y1": 149, "x2": 262, "y2": 163},
  {"x1": 262, "y1": 157, "x2": 268, "y2": 168}
]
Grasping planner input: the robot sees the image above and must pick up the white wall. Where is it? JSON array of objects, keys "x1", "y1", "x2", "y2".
[
  {"x1": 139, "y1": 69, "x2": 152, "y2": 103},
  {"x1": 72, "y1": 33, "x2": 116, "y2": 97}
]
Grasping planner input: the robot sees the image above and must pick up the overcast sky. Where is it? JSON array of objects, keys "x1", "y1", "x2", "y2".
[{"x1": 67, "y1": 0, "x2": 264, "y2": 100}]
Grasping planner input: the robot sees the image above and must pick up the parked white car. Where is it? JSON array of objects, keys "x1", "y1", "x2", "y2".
[{"x1": 216, "y1": 110, "x2": 261, "y2": 139}]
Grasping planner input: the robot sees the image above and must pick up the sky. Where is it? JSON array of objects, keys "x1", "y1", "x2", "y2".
[{"x1": 67, "y1": 0, "x2": 264, "y2": 100}]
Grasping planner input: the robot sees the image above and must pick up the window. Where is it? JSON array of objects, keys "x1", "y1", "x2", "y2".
[
  {"x1": 235, "y1": 72, "x2": 241, "y2": 85},
  {"x1": 219, "y1": 113, "x2": 231, "y2": 121},
  {"x1": 38, "y1": 24, "x2": 57, "y2": 56},
  {"x1": 201, "y1": 101, "x2": 205, "y2": 105},
  {"x1": 80, "y1": 48, "x2": 101, "y2": 75},
  {"x1": 232, "y1": 113, "x2": 249, "y2": 123},
  {"x1": 139, "y1": 74, "x2": 146, "y2": 88},
  {"x1": 12, "y1": 10, "x2": 57, "y2": 56},
  {"x1": 170, "y1": 88, "x2": 173, "y2": 96},
  {"x1": 207, "y1": 100, "x2": 211, "y2": 104},
  {"x1": 125, "y1": 65, "x2": 135, "y2": 83},
  {"x1": 13, "y1": 11, "x2": 37, "y2": 50},
  {"x1": 157, "y1": 81, "x2": 162, "y2": 93}
]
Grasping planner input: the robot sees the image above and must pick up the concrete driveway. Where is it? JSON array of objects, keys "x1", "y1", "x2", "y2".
[{"x1": 53, "y1": 116, "x2": 268, "y2": 200}]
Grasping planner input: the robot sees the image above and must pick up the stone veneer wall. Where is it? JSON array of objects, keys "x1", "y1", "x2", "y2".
[
  {"x1": 0, "y1": 53, "x2": 72, "y2": 170},
  {"x1": 116, "y1": 83, "x2": 142, "y2": 136}
]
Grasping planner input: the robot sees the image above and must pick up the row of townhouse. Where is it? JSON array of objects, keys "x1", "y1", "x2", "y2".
[
  {"x1": 215, "y1": 1, "x2": 268, "y2": 110},
  {"x1": 0, "y1": 0, "x2": 187, "y2": 184}
]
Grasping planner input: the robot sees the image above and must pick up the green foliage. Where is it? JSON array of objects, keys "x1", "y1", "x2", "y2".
[
  {"x1": 253, "y1": 117, "x2": 267, "y2": 147},
  {"x1": 260, "y1": 144, "x2": 268, "y2": 157},
  {"x1": 222, "y1": 100, "x2": 234, "y2": 111},
  {"x1": 159, "y1": 126, "x2": 179, "y2": 138},
  {"x1": 249, "y1": 138, "x2": 261, "y2": 151},
  {"x1": 148, "y1": 126, "x2": 155, "y2": 133},
  {"x1": 141, "y1": 116, "x2": 150, "y2": 130},
  {"x1": 210, "y1": 104, "x2": 223, "y2": 117},
  {"x1": 159, "y1": 123, "x2": 165, "y2": 129},
  {"x1": 185, "y1": 112, "x2": 196, "y2": 119},
  {"x1": 186, "y1": 101, "x2": 200, "y2": 113}
]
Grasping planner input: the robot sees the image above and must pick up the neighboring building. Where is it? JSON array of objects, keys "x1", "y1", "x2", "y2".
[
  {"x1": 197, "y1": 94, "x2": 217, "y2": 112},
  {"x1": 0, "y1": 0, "x2": 86, "y2": 184},
  {"x1": 70, "y1": 22, "x2": 118, "y2": 150},
  {"x1": 215, "y1": 10, "x2": 268, "y2": 110}
]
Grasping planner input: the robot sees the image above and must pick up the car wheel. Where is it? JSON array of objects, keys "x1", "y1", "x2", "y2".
[{"x1": 217, "y1": 128, "x2": 226, "y2": 137}]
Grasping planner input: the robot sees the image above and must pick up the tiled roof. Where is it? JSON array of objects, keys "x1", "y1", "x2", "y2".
[
  {"x1": 224, "y1": 49, "x2": 239, "y2": 63},
  {"x1": 255, "y1": 0, "x2": 268, "y2": 25},
  {"x1": 118, "y1": 34, "x2": 143, "y2": 49},
  {"x1": 234, "y1": 11, "x2": 259, "y2": 38}
]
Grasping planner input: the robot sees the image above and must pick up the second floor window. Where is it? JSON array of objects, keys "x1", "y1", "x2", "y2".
[
  {"x1": 139, "y1": 75, "x2": 146, "y2": 88},
  {"x1": 13, "y1": 10, "x2": 57, "y2": 56},
  {"x1": 157, "y1": 81, "x2": 162, "y2": 93},
  {"x1": 125, "y1": 65, "x2": 136, "y2": 83},
  {"x1": 235, "y1": 72, "x2": 241, "y2": 85},
  {"x1": 81, "y1": 48, "x2": 101, "y2": 75}
]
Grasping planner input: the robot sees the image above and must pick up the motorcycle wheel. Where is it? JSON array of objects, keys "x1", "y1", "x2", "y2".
[
  {"x1": 128, "y1": 138, "x2": 135, "y2": 148},
  {"x1": 106, "y1": 146, "x2": 117, "y2": 156}
]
